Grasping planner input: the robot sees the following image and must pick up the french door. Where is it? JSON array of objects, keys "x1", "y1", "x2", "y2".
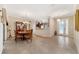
[{"x1": 57, "y1": 19, "x2": 68, "y2": 36}]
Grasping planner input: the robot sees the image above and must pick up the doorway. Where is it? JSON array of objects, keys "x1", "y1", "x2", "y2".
[{"x1": 57, "y1": 18, "x2": 68, "y2": 36}]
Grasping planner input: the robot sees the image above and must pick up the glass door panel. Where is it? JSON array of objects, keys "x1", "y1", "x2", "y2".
[{"x1": 57, "y1": 19, "x2": 68, "y2": 35}]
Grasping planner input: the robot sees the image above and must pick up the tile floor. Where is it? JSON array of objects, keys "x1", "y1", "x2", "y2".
[{"x1": 2, "y1": 35, "x2": 78, "y2": 54}]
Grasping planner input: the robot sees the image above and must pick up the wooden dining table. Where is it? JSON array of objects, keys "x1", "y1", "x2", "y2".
[{"x1": 17, "y1": 30, "x2": 32, "y2": 40}]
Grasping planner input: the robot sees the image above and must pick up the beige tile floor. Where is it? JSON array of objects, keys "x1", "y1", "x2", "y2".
[{"x1": 2, "y1": 35, "x2": 78, "y2": 54}]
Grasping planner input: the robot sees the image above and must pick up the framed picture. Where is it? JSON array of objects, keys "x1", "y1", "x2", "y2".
[
  {"x1": 36, "y1": 21, "x2": 45, "y2": 30},
  {"x1": 75, "y1": 10, "x2": 79, "y2": 31}
]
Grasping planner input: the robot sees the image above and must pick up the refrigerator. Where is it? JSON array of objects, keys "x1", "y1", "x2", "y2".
[{"x1": 0, "y1": 23, "x2": 3, "y2": 53}]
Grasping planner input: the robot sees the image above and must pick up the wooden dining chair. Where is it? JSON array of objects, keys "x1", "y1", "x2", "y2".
[
  {"x1": 24, "y1": 29, "x2": 32, "y2": 42},
  {"x1": 15, "y1": 30, "x2": 23, "y2": 41}
]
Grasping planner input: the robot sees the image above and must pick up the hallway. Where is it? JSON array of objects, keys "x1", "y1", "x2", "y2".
[{"x1": 2, "y1": 35, "x2": 78, "y2": 54}]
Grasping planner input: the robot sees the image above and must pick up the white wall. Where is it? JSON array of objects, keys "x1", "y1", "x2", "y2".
[
  {"x1": 0, "y1": 5, "x2": 3, "y2": 53},
  {"x1": 0, "y1": 23, "x2": 3, "y2": 53},
  {"x1": 68, "y1": 16, "x2": 74, "y2": 38},
  {"x1": 49, "y1": 18, "x2": 56, "y2": 37},
  {"x1": 75, "y1": 31, "x2": 79, "y2": 53},
  {"x1": 35, "y1": 25, "x2": 50, "y2": 37}
]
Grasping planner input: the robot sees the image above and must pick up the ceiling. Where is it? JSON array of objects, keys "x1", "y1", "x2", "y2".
[{"x1": 3, "y1": 4, "x2": 74, "y2": 20}]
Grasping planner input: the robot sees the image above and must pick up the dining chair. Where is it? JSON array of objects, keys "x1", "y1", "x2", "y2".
[{"x1": 15, "y1": 30, "x2": 23, "y2": 41}]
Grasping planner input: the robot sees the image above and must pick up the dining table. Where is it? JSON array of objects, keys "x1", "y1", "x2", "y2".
[{"x1": 17, "y1": 30, "x2": 32, "y2": 40}]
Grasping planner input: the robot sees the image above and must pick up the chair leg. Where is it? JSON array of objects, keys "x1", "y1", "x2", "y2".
[{"x1": 15, "y1": 37, "x2": 17, "y2": 42}]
